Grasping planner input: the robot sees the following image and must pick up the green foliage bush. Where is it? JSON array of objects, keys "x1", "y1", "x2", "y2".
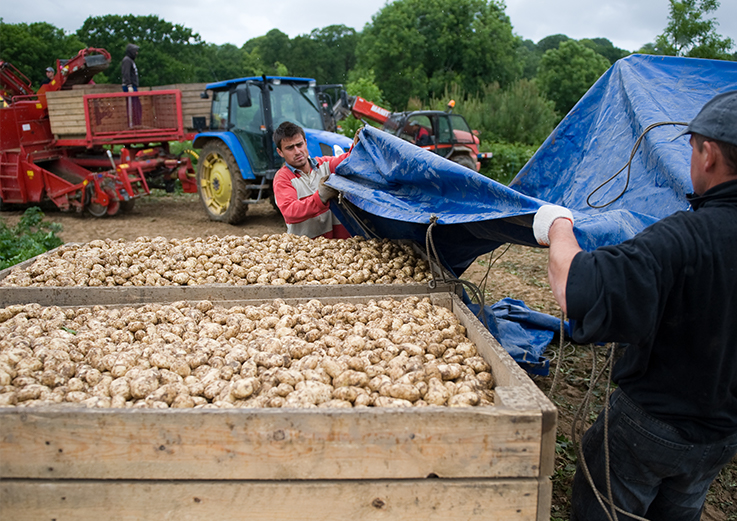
[
  {"x1": 339, "y1": 71, "x2": 387, "y2": 138},
  {"x1": 537, "y1": 40, "x2": 611, "y2": 115},
  {"x1": 428, "y1": 80, "x2": 557, "y2": 147},
  {"x1": 479, "y1": 142, "x2": 538, "y2": 185},
  {"x1": 0, "y1": 207, "x2": 63, "y2": 270}
]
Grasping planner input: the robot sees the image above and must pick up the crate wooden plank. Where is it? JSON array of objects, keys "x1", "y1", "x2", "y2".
[
  {"x1": 46, "y1": 91, "x2": 86, "y2": 136},
  {"x1": 0, "y1": 479, "x2": 541, "y2": 521},
  {"x1": 537, "y1": 477, "x2": 553, "y2": 521},
  {"x1": 452, "y1": 297, "x2": 557, "y2": 478},
  {"x1": 0, "y1": 281, "x2": 457, "y2": 307},
  {"x1": 0, "y1": 404, "x2": 541, "y2": 480}
]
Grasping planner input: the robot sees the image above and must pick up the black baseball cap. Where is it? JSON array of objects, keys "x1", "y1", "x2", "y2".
[{"x1": 672, "y1": 90, "x2": 737, "y2": 146}]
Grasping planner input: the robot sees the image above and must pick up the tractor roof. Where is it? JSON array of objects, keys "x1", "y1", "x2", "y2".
[{"x1": 206, "y1": 76, "x2": 317, "y2": 91}]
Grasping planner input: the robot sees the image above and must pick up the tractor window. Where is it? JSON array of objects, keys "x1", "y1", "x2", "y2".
[
  {"x1": 437, "y1": 116, "x2": 453, "y2": 144},
  {"x1": 210, "y1": 90, "x2": 229, "y2": 130},
  {"x1": 270, "y1": 83, "x2": 324, "y2": 130},
  {"x1": 448, "y1": 114, "x2": 475, "y2": 144},
  {"x1": 231, "y1": 84, "x2": 263, "y2": 132},
  {"x1": 229, "y1": 85, "x2": 269, "y2": 172},
  {"x1": 402, "y1": 115, "x2": 433, "y2": 146}
]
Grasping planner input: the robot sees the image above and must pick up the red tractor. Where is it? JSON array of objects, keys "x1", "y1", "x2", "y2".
[
  {"x1": 0, "y1": 48, "x2": 197, "y2": 216},
  {"x1": 336, "y1": 95, "x2": 491, "y2": 171}
]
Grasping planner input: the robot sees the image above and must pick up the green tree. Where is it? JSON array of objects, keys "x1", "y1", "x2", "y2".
[
  {"x1": 537, "y1": 34, "x2": 570, "y2": 54},
  {"x1": 580, "y1": 38, "x2": 630, "y2": 64},
  {"x1": 357, "y1": 0, "x2": 521, "y2": 109},
  {"x1": 292, "y1": 25, "x2": 357, "y2": 84},
  {"x1": 653, "y1": 0, "x2": 734, "y2": 59},
  {"x1": 339, "y1": 70, "x2": 387, "y2": 137},
  {"x1": 517, "y1": 39, "x2": 541, "y2": 79},
  {"x1": 428, "y1": 79, "x2": 557, "y2": 146},
  {"x1": 76, "y1": 15, "x2": 205, "y2": 85},
  {"x1": 244, "y1": 29, "x2": 291, "y2": 75},
  {"x1": 0, "y1": 20, "x2": 85, "y2": 87},
  {"x1": 197, "y1": 43, "x2": 260, "y2": 82},
  {"x1": 637, "y1": 42, "x2": 667, "y2": 55},
  {"x1": 537, "y1": 40, "x2": 611, "y2": 115}
]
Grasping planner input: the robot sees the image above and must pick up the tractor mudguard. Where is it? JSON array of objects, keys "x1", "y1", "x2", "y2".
[{"x1": 192, "y1": 132, "x2": 256, "y2": 180}]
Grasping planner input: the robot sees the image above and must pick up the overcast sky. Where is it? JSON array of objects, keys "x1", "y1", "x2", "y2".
[{"x1": 3, "y1": 0, "x2": 736, "y2": 53}]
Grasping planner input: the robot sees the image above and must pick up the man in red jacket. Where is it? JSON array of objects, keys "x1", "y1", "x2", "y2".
[{"x1": 272, "y1": 121, "x2": 357, "y2": 238}]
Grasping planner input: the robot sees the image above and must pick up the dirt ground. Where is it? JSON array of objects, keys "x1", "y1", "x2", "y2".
[{"x1": 3, "y1": 190, "x2": 736, "y2": 520}]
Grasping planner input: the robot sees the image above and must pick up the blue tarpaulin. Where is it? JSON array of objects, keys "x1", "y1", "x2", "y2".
[{"x1": 328, "y1": 55, "x2": 737, "y2": 373}]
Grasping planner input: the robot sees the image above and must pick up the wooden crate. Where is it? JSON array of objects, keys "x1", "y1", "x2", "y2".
[
  {"x1": 153, "y1": 83, "x2": 210, "y2": 131},
  {"x1": 0, "y1": 292, "x2": 556, "y2": 520},
  {"x1": 46, "y1": 85, "x2": 151, "y2": 137},
  {"x1": 46, "y1": 83, "x2": 209, "y2": 139},
  {"x1": 0, "y1": 241, "x2": 458, "y2": 307}
]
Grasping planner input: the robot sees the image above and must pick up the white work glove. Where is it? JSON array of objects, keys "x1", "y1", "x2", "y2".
[
  {"x1": 533, "y1": 205, "x2": 574, "y2": 246},
  {"x1": 318, "y1": 177, "x2": 338, "y2": 203},
  {"x1": 315, "y1": 161, "x2": 338, "y2": 203}
]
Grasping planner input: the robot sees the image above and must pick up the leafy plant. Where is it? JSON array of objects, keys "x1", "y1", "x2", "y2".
[
  {"x1": 537, "y1": 40, "x2": 611, "y2": 115},
  {"x1": 0, "y1": 207, "x2": 63, "y2": 270},
  {"x1": 479, "y1": 142, "x2": 538, "y2": 185},
  {"x1": 427, "y1": 80, "x2": 558, "y2": 147},
  {"x1": 654, "y1": 0, "x2": 734, "y2": 59}
]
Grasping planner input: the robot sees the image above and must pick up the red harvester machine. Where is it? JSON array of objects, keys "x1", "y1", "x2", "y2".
[{"x1": 0, "y1": 48, "x2": 198, "y2": 216}]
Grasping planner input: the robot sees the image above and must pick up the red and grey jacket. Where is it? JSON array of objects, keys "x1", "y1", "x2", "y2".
[{"x1": 273, "y1": 152, "x2": 351, "y2": 239}]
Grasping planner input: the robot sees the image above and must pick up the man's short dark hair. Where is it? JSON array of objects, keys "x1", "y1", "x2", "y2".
[
  {"x1": 273, "y1": 121, "x2": 305, "y2": 150},
  {"x1": 693, "y1": 133, "x2": 737, "y2": 177}
]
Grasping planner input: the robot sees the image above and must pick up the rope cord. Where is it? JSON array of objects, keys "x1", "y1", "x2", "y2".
[
  {"x1": 424, "y1": 217, "x2": 489, "y2": 329},
  {"x1": 337, "y1": 200, "x2": 489, "y2": 329},
  {"x1": 568, "y1": 344, "x2": 650, "y2": 521},
  {"x1": 586, "y1": 121, "x2": 688, "y2": 209},
  {"x1": 547, "y1": 310, "x2": 568, "y2": 399},
  {"x1": 477, "y1": 243, "x2": 512, "y2": 297}
]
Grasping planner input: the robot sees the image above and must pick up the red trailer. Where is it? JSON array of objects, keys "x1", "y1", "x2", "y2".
[{"x1": 0, "y1": 48, "x2": 200, "y2": 216}]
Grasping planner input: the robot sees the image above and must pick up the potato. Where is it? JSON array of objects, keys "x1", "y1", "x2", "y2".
[{"x1": 0, "y1": 297, "x2": 494, "y2": 409}]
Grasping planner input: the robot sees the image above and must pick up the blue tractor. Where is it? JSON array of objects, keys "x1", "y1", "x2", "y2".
[{"x1": 193, "y1": 76, "x2": 352, "y2": 224}]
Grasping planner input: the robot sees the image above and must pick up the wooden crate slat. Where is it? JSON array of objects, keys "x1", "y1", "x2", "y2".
[
  {"x1": 0, "y1": 479, "x2": 541, "y2": 521},
  {"x1": 0, "y1": 405, "x2": 541, "y2": 480},
  {"x1": 452, "y1": 295, "x2": 558, "y2": 477}
]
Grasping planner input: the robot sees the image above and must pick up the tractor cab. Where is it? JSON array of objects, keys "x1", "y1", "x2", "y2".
[
  {"x1": 203, "y1": 76, "x2": 340, "y2": 176},
  {"x1": 383, "y1": 110, "x2": 480, "y2": 169},
  {"x1": 193, "y1": 76, "x2": 351, "y2": 224}
]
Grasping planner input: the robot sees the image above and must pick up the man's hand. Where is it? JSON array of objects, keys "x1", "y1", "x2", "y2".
[
  {"x1": 352, "y1": 128, "x2": 362, "y2": 147},
  {"x1": 318, "y1": 177, "x2": 338, "y2": 204},
  {"x1": 533, "y1": 205, "x2": 574, "y2": 246}
]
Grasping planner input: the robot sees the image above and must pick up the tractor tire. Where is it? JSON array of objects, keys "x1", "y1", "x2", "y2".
[
  {"x1": 196, "y1": 141, "x2": 249, "y2": 224},
  {"x1": 451, "y1": 153, "x2": 477, "y2": 171}
]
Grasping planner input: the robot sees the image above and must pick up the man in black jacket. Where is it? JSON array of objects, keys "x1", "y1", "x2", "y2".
[
  {"x1": 533, "y1": 91, "x2": 737, "y2": 521},
  {"x1": 120, "y1": 43, "x2": 141, "y2": 127},
  {"x1": 121, "y1": 43, "x2": 139, "y2": 92}
]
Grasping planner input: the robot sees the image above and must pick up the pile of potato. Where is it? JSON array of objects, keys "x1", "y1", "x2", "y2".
[
  {"x1": 0, "y1": 234, "x2": 433, "y2": 287},
  {"x1": 0, "y1": 296, "x2": 494, "y2": 409}
]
